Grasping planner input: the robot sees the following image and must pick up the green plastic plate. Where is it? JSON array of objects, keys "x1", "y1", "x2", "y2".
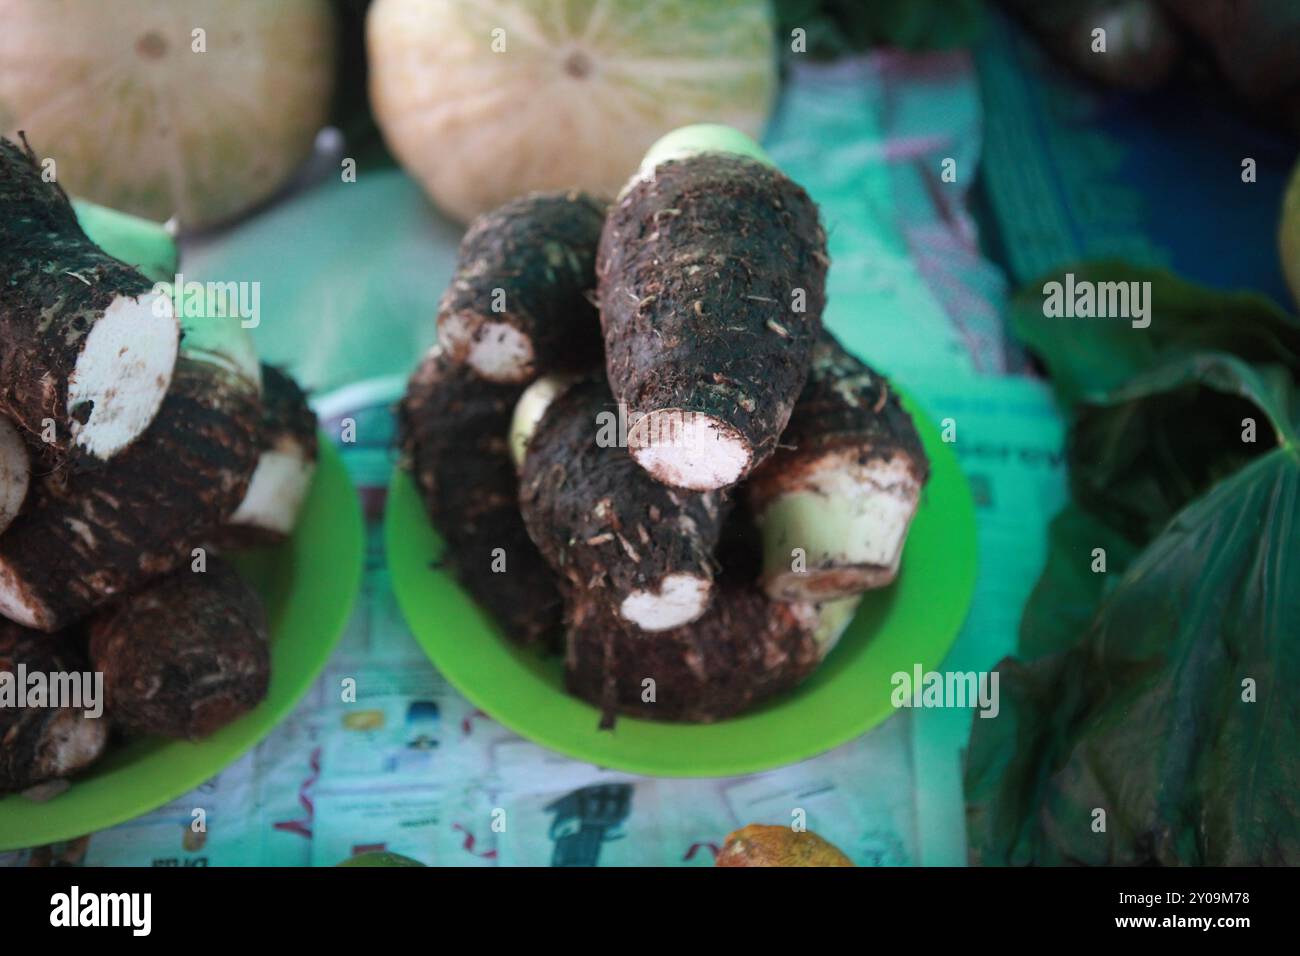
[
  {"x1": 0, "y1": 439, "x2": 364, "y2": 850},
  {"x1": 386, "y1": 393, "x2": 978, "y2": 778}
]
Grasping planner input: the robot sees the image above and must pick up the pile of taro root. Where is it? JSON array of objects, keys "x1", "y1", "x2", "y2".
[
  {"x1": 0, "y1": 137, "x2": 318, "y2": 796},
  {"x1": 401, "y1": 144, "x2": 930, "y2": 726}
]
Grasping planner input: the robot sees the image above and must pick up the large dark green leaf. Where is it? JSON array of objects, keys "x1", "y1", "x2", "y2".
[
  {"x1": 969, "y1": 286, "x2": 1300, "y2": 864},
  {"x1": 969, "y1": 440, "x2": 1300, "y2": 864},
  {"x1": 1068, "y1": 352, "x2": 1294, "y2": 541},
  {"x1": 773, "y1": 0, "x2": 985, "y2": 57},
  {"x1": 1010, "y1": 262, "x2": 1300, "y2": 407},
  {"x1": 1019, "y1": 353, "x2": 1291, "y2": 659},
  {"x1": 1017, "y1": 504, "x2": 1139, "y2": 660}
]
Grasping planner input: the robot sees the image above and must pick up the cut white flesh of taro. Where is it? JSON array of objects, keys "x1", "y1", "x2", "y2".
[
  {"x1": 0, "y1": 565, "x2": 48, "y2": 631},
  {"x1": 618, "y1": 572, "x2": 712, "y2": 632},
  {"x1": 40, "y1": 708, "x2": 109, "y2": 778},
  {"x1": 228, "y1": 449, "x2": 316, "y2": 537},
  {"x1": 758, "y1": 449, "x2": 923, "y2": 601},
  {"x1": 439, "y1": 311, "x2": 535, "y2": 383},
  {"x1": 66, "y1": 291, "x2": 179, "y2": 462},
  {"x1": 0, "y1": 416, "x2": 29, "y2": 534},
  {"x1": 809, "y1": 596, "x2": 862, "y2": 660},
  {"x1": 509, "y1": 373, "x2": 577, "y2": 471},
  {"x1": 628, "y1": 409, "x2": 751, "y2": 491}
]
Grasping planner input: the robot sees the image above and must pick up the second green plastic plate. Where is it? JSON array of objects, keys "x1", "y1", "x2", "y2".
[
  {"x1": 386, "y1": 394, "x2": 977, "y2": 778},
  {"x1": 0, "y1": 439, "x2": 364, "y2": 851}
]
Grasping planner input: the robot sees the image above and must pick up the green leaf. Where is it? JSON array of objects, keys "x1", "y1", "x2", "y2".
[
  {"x1": 773, "y1": 0, "x2": 985, "y2": 57},
  {"x1": 1017, "y1": 504, "x2": 1140, "y2": 660},
  {"x1": 964, "y1": 652, "x2": 1066, "y2": 864},
  {"x1": 1010, "y1": 262, "x2": 1300, "y2": 407},
  {"x1": 872, "y1": 0, "x2": 985, "y2": 51},
  {"x1": 967, "y1": 447, "x2": 1300, "y2": 865},
  {"x1": 1067, "y1": 352, "x2": 1296, "y2": 541},
  {"x1": 971, "y1": 285, "x2": 1300, "y2": 865}
]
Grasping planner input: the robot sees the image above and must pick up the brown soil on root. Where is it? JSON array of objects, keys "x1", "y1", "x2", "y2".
[
  {"x1": 597, "y1": 153, "x2": 828, "y2": 488},
  {"x1": 258, "y1": 364, "x2": 318, "y2": 461},
  {"x1": 398, "y1": 348, "x2": 563, "y2": 648},
  {"x1": 564, "y1": 566, "x2": 820, "y2": 726},
  {"x1": 88, "y1": 558, "x2": 269, "y2": 740},
  {"x1": 438, "y1": 191, "x2": 607, "y2": 384},
  {"x1": 0, "y1": 136, "x2": 174, "y2": 470},
  {"x1": 0, "y1": 620, "x2": 108, "y2": 793},
  {"x1": 0, "y1": 359, "x2": 259, "y2": 631},
  {"x1": 518, "y1": 378, "x2": 727, "y2": 630},
  {"x1": 746, "y1": 331, "x2": 929, "y2": 508}
]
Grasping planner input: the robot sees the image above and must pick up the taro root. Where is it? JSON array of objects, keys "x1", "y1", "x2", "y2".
[
  {"x1": 746, "y1": 332, "x2": 930, "y2": 601},
  {"x1": 563, "y1": 497, "x2": 859, "y2": 726},
  {"x1": 220, "y1": 364, "x2": 319, "y2": 548},
  {"x1": 0, "y1": 620, "x2": 108, "y2": 794},
  {"x1": 597, "y1": 128, "x2": 828, "y2": 491},
  {"x1": 0, "y1": 358, "x2": 260, "y2": 631},
  {"x1": 0, "y1": 416, "x2": 29, "y2": 535},
  {"x1": 437, "y1": 191, "x2": 607, "y2": 384},
  {"x1": 398, "y1": 346, "x2": 563, "y2": 647},
  {"x1": 87, "y1": 558, "x2": 269, "y2": 740},
  {"x1": 519, "y1": 378, "x2": 728, "y2": 633},
  {"x1": 564, "y1": 568, "x2": 857, "y2": 726},
  {"x1": 0, "y1": 136, "x2": 179, "y2": 470}
]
